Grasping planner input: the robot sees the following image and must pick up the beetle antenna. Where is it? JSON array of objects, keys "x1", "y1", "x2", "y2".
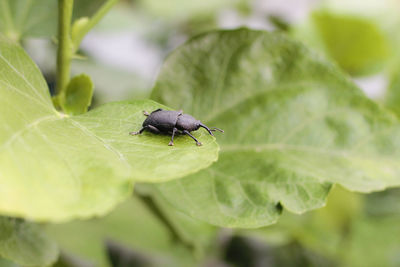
[
  {"x1": 210, "y1": 127, "x2": 224, "y2": 133},
  {"x1": 199, "y1": 123, "x2": 214, "y2": 136}
]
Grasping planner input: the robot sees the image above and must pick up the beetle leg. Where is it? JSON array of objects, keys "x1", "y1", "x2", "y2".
[
  {"x1": 147, "y1": 125, "x2": 161, "y2": 134},
  {"x1": 169, "y1": 128, "x2": 178, "y2": 146},
  {"x1": 143, "y1": 110, "x2": 150, "y2": 116},
  {"x1": 199, "y1": 123, "x2": 214, "y2": 136},
  {"x1": 130, "y1": 125, "x2": 160, "y2": 135},
  {"x1": 183, "y1": 130, "x2": 202, "y2": 146},
  {"x1": 129, "y1": 126, "x2": 146, "y2": 135}
]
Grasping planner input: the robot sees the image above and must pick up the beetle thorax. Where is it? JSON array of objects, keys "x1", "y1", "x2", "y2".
[{"x1": 176, "y1": 114, "x2": 200, "y2": 132}]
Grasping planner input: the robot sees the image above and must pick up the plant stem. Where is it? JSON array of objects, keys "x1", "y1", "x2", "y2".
[{"x1": 56, "y1": 0, "x2": 74, "y2": 101}]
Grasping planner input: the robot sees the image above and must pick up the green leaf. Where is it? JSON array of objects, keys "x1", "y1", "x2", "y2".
[
  {"x1": 0, "y1": 0, "x2": 57, "y2": 40},
  {"x1": 268, "y1": 187, "x2": 363, "y2": 259},
  {"x1": 138, "y1": 0, "x2": 231, "y2": 20},
  {"x1": 71, "y1": 59, "x2": 149, "y2": 106},
  {"x1": 343, "y1": 215, "x2": 400, "y2": 267},
  {"x1": 72, "y1": 0, "x2": 107, "y2": 20},
  {"x1": 0, "y1": 258, "x2": 19, "y2": 267},
  {"x1": 384, "y1": 67, "x2": 400, "y2": 116},
  {"x1": 62, "y1": 74, "x2": 94, "y2": 115},
  {"x1": 151, "y1": 28, "x2": 400, "y2": 228},
  {"x1": 46, "y1": 197, "x2": 199, "y2": 267},
  {"x1": 0, "y1": 36, "x2": 218, "y2": 222},
  {"x1": 263, "y1": 188, "x2": 400, "y2": 267},
  {"x1": 135, "y1": 185, "x2": 218, "y2": 257},
  {"x1": 71, "y1": 17, "x2": 90, "y2": 51},
  {"x1": 311, "y1": 11, "x2": 391, "y2": 76},
  {"x1": 0, "y1": 217, "x2": 58, "y2": 266},
  {"x1": 0, "y1": 0, "x2": 107, "y2": 40}
]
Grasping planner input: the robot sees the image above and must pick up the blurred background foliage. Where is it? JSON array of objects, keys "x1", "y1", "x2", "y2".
[{"x1": 2, "y1": 0, "x2": 400, "y2": 266}]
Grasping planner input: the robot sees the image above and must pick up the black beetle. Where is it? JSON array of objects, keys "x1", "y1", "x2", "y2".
[{"x1": 129, "y1": 109, "x2": 223, "y2": 146}]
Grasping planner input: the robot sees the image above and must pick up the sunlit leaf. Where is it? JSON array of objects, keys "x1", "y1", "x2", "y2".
[
  {"x1": 151, "y1": 28, "x2": 400, "y2": 228},
  {"x1": 0, "y1": 36, "x2": 218, "y2": 221}
]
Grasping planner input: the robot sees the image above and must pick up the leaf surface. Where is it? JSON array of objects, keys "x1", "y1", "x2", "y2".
[
  {"x1": 62, "y1": 74, "x2": 94, "y2": 115},
  {"x1": 0, "y1": 0, "x2": 57, "y2": 40},
  {"x1": 0, "y1": 217, "x2": 58, "y2": 266},
  {"x1": 151, "y1": 29, "x2": 400, "y2": 228},
  {"x1": 0, "y1": 36, "x2": 218, "y2": 221},
  {"x1": 0, "y1": 0, "x2": 107, "y2": 40},
  {"x1": 46, "y1": 197, "x2": 201, "y2": 267},
  {"x1": 384, "y1": 66, "x2": 400, "y2": 117},
  {"x1": 312, "y1": 11, "x2": 390, "y2": 76}
]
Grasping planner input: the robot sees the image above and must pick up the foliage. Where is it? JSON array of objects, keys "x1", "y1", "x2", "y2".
[
  {"x1": 0, "y1": 0, "x2": 106, "y2": 41},
  {"x1": 62, "y1": 74, "x2": 94, "y2": 115},
  {"x1": 1, "y1": 1, "x2": 400, "y2": 266},
  {"x1": 311, "y1": 11, "x2": 390, "y2": 76},
  {"x1": 384, "y1": 66, "x2": 400, "y2": 116},
  {"x1": 0, "y1": 217, "x2": 58, "y2": 266},
  {"x1": 292, "y1": 10, "x2": 391, "y2": 77},
  {"x1": 46, "y1": 196, "x2": 206, "y2": 267},
  {"x1": 152, "y1": 28, "x2": 400, "y2": 228},
  {"x1": 243, "y1": 187, "x2": 400, "y2": 267},
  {"x1": 0, "y1": 35, "x2": 218, "y2": 222}
]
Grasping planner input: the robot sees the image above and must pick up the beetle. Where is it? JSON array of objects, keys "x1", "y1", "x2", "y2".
[{"x1": 129, "y1": 109, "x2": 223, "y2": 146}]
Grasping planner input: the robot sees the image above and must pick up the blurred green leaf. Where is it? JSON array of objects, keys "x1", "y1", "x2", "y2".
[
  {"x1": 0, "y1": 258, "x2": 19, "y2": 267},
  {"x1": 365, "y1": 188, "x2": 400, "y2": 216},
  {"x1": 0, "y1": 36, "x2": 218, "y2": 222},
  {"x1": 46, "y1": 197, "x2": 199, "y2": 267},
  {"x1": 384, "y1": 67, "x2": 400, "y2": 116},
  {"x1": 151, "y1": 28, "x2": 400, "y2": 228},
  {"x1": 276, "y1": 187, "x2": 362, "y2": 258},
  {"x1": 291, "y1": 189, "x2": 400, "y2": 267},
  {"x1": 0, "y1": 0, "x2": 57, "y2": 40},
  {"x1": 138, "y1": 0, "x2": 231, "y2": 20},
  {"x1": 52, "y1": 252, "x2": 93, "y2": 267},
  {"x1": 0, "y1": 0, "x2": 107, "y2": 40},
  {"x1": 236, "y1": 187, "x2": 362, "y2": 266},
  {"x1": 62, "y1": 74, "x2": 94, "y2": 115},
  {"x1": 136, "y1": 185, "x2": 218, "y2": 258},
  {"x1": 71, "y1": 17, "x2": 90, "y2": 51},
  {"x1": 343, "y1": 216, "x2": 400, "y2": 267},
  {"x1": 0, "y1": 217, "x2": 58, "y2": 266},
  {"x1": 312, "y1": 11, "x2": 390, "y2": 76},
  {"x1": 224, "y1": 235, "x2": 336, "y2": 267},
  {"x1": 73, "y1": 0, "x2": 107, "y2": 20},
  {"x1": 71, "y1": 59, "x2": 149, "y2": 106}
]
